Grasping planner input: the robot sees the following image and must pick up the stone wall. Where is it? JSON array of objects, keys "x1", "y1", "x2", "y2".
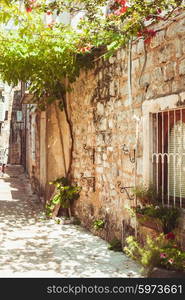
[
  {"x1": 63, "y1": 11, "x2": 185, "y2": 243},
  {"x1": 38, "y1": 11, "x2": 185, "y2": 245},
  {"x1": 9, "y1": 90, "x2": 23, "y2": 165},
  {"x1": 45, "y1": 102, "x2": 71, "y2": 201},
  {"x1": 0, "y1": 84, "x2": 14, "y2": 160},
  {"x1": 31, "y1": 111, "x2": 41, "y2": 195}
]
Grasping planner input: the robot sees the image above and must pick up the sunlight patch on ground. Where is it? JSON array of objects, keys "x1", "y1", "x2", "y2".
[{"x1": 0, "y1": 166, "x2": 143, "y2": 278}]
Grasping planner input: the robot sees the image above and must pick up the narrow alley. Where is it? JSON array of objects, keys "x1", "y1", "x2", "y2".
[
  {"x1": 1, "y1": 2, "x2": 185, "y2": 286},
  {"x1": 0, "y1": 165, "x2": 142, "y2": 278}
]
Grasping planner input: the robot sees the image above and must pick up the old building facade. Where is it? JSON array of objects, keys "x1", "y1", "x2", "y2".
[
  {"x1": 0, "y1": 81, "x2": 14, "y2": 166},
  {"x1": 18, "y1": 10, "x2": 185, "y2": 246}
]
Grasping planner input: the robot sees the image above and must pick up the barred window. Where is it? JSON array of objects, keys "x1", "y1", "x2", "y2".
[{"x1": 152, "y1": 108, "x2": 185, "y2": 208}]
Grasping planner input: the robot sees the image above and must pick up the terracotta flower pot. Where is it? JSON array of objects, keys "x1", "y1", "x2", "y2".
[{"x1": 136, "y1": 213, "x2": 163, "y2": 232}]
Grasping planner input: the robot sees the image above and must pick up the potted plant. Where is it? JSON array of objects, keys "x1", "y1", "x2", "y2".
[
  {"x1": 46, "y1": 177, "x2": 81, "y2": 219},
  {"x1": 134, "y1": 205, "x2": 163, "y2": 231},
  {"x1": 132, "y1": 184, "x2": 158, "y2": 205},
  {"x1": 124, "y1": 233, "x2": 185, "y2": 277},
  {"x1": 132, "y1": 205, "x2": 181, "y2": 234}
]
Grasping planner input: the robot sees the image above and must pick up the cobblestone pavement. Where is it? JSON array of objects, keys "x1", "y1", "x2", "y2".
[{"x1": 0, "y1": 165, "x2": 143, "y2": 278}]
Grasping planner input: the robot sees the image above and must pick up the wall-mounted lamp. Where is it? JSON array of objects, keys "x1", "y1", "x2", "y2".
[{"x1": 122, "y1": 144, "x2": 136, "y2": 163}]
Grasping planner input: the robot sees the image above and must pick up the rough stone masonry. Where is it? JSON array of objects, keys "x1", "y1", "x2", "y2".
[{"x1": 62, "y1": 10, "x2": 185, "y2": 245}]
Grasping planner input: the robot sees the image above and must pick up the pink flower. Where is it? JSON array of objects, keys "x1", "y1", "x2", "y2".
[
  {"x1": 113, "y1": 0, "x2": 128, "y2": 15},
  {"x1": 160, "y1": 253, "x2": 167, "y2": 259},
  {"x1": 114, "y1": 7, "x2": 127, "y2": 16},
  {"x1": 168, "y1": 258, "x2": 174, "y2": 264},
  {"x1": 47, "y1": 10, "x2": 52, "y2": 15},
  {"x1": 120, "y1": 6, "x2": 127, "y2": 14},
  {"x1": 26, "y1": 7, "x2": 32, "y2": 13},
  {"x1": 79, "y1": 44, "x2": 93, "y2": 53},
  {"x1": 115, "y1": 0, "x2": 125, "y2": 4},
  {"x1": 120, "y1": 0, "x2": 126, "y2": 6}
]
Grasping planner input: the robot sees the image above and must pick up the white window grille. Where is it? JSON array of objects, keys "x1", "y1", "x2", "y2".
[{"x1": 152, "y1": 108, "x2": 185, "y2": 208}]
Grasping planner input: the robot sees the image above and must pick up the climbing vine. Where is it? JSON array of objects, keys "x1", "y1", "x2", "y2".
[
  {"x1": 0, "y1": 0, "x2": 184, "y2": 106},
  {"x1": 0, "y1": 0, "x2": 184, "y2": 185}
]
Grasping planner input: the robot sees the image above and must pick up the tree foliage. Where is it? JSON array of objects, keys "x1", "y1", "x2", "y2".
[{"x1": 0, "y1": 0, "x2": 184, "y2": 107}]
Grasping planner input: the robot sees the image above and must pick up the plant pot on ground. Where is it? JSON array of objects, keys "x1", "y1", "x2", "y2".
[
  {"x1": 132, "y1": 205, "x2": 181, "y2": 234},
  {"x1": 132, "y1": 184, "x2": 158, "y2": 205},
  {"x1": 136, "y1": 213, "x2": 163, "y2": 232},
  {"x1": 45, "y1": 177, "x2": 81, "y2": 219}
]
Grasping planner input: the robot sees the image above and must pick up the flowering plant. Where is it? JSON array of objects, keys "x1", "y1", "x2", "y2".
[
  {"x1": 124, "y1": 233, "x2": 185, "y2": 274},
  {"x1": 159, "y1": 246, "x2": 185, "y2": 271},
  {"x1": 0, "y1": 0, "x2": 184, "y2": 106},
  {"x1": 133, "y1": 204, "x2": 181, "y2": 234},
  {"x1": 166, "y1": 232, "x2": 175, "y2": 240}
]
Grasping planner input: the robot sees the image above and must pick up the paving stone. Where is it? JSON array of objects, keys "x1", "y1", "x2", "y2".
[{"x1": 0, "y1": 165, "x2": 142, "y2": 278}]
